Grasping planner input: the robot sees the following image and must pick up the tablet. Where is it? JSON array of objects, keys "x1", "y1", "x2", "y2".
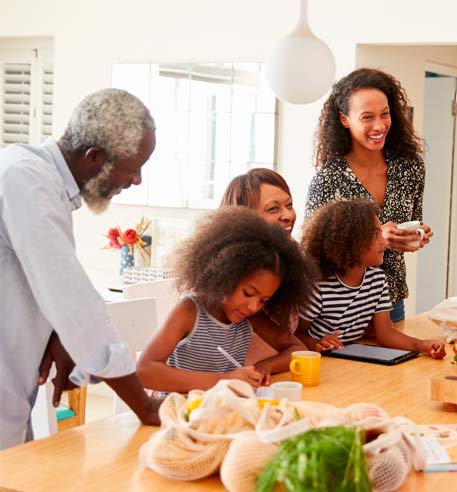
[{"x1": 323, "y1": 343, "x2": 419, "y2": 365}]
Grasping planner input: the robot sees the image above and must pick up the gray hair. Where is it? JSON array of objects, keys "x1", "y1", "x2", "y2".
[{"x1": 58, "y1": 88, "x2": 155, "y2": 162}]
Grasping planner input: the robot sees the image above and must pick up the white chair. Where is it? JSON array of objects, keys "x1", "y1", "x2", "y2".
[
  {"x1": 32, "y1": 297, "x2": 158, "y2": 437},
  {"x1": 106, "y1": 297, "x2": 158, "y2": 413},
  {"x1": 31, "y1": 381, "x2": 58, "y2": 439},
  {"x1": 123, "y1": 278, "x2": 179, "y2": 327}
]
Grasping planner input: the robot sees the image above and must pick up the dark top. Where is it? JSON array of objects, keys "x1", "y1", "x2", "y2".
[{"x1": 305, "y1": 154, "x2": 425, "y2": 304}]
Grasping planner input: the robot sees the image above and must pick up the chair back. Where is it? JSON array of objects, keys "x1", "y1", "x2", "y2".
[
  {"x1": 31, "y1": 376, "x2": 87, "y2": 438},
  {"x1": 31, "y1": 381, "x2": 58, "y2": 439},
  {"x1": 107, "y1": 297, "x2": 158, "y2": 354},
  {"x1": 32, "y1": 297, "x2": 158, "y2": 437},
  {"x1": 123, "y1": 278, "x2": 179, "y2": 327},
  {"x1": 106, "y1": 297, "x2": 158, "y2": 413}
]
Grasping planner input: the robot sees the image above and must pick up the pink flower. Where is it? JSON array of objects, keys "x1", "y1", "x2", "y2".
[
  {"x1": 107, "y1": 228, "x2": 121, "y2": 249},
  {"x1": 121, "y1": 229, "x2": 138, "y2": 245}
]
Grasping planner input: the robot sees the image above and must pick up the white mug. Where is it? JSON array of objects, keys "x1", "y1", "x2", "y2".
[
  {"x1": 397, "y1": 221, "x2": 425, "y2": 248},
  {"x1": 270, "y1": 381, "x2": 303, "y2": 401}
]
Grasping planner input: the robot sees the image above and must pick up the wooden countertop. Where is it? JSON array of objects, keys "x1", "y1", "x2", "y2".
[{"x1": 1, "y1": 313, "x2": 456, "y2": 491}]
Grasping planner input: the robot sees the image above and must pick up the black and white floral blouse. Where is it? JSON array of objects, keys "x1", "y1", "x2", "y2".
[{"x1": 305, "y1": 154, "x2": 425, "y2": 304}]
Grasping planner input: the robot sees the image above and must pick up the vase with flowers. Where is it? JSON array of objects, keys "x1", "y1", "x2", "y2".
[{"x1": 104, "y1": 217, "x2": 152, "y2": 276}]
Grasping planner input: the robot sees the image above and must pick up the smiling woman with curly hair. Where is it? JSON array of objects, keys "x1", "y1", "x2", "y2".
[
  {"x1": 137, "y1": 206, "x2": 316, "y2": 393},
  {"x1": 305, "y1": 67, "x2": 433, "y2": 323},
  {"x1": 314, "y1": 68, "x2": 422, "y2": 167}
]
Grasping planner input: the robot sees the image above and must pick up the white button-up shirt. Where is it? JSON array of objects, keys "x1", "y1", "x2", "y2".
[{"x1": 0, "y1": 138, "x2": 135, "y2": 449}]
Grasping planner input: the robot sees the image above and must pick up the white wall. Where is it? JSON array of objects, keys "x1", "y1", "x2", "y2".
[{"x1": 1, "y1": 0, "x2": 457, "y2": 310}]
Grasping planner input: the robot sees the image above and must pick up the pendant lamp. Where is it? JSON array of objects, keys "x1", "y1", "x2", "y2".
[{"x1": 264, "y1": 0, "x2": 335, "y2": 104}]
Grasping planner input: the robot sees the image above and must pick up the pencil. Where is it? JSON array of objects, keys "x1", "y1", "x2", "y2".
[
  {"x1": 217, "y1": 345, "x2": 242, "y2": 368},
  {"x1": 422, "y1": 462, "x2": 457, "y2": 472}
]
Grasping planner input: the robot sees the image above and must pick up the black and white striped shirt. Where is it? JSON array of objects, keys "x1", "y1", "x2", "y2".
[
  {"x1": 301, "y1": 267, "x2": 392, "y2": 342},
  {"x1": 167, "y1": 296, "x2": 253, "y2": 372}
]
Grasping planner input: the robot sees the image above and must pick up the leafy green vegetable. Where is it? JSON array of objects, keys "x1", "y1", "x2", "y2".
[{"x1": 256, "y1": 426, "x2": 371, "y2": 492}]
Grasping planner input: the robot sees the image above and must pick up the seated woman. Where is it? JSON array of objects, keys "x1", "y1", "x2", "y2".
[
  {"x1": 220, "y1": 168, "x2": 302, "y2": 362},
  {"x1": 220, "y1": 168, "x2": 296, "y2": 237}
]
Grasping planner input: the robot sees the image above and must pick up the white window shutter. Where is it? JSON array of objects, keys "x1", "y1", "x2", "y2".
[
  {"x1": 1, "y1": 63, "x2": 31, "y2": 146},
  {"x1": 0, "y1": 45, "x2": 54, "y2": 148},
  {"x1": 41, "y1": 63, "x2": 53, "y2": 140}
]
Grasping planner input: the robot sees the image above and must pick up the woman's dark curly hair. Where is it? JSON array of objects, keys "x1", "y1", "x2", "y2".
[
  {"x1": 301, "y1": 199, "x2": 379, "y2": 279},
  {"x1": 314, "y1": 68, "x2": 422, "y2": 167},
  {"x1": 219, "y1": 168, "x2": 292, "y2": 209},
  {"x1": 174, "y1": 206, "x2": 316, "y2": 328}
]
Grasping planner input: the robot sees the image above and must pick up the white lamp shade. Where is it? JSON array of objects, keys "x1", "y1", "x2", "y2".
[{"x1": 264, "y1": 34, "x2": 336, "y2": 104}]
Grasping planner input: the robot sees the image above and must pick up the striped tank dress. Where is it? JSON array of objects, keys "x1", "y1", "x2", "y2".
[{"x1": 167, "y1": 296, "x2": 253, "y2": 372}]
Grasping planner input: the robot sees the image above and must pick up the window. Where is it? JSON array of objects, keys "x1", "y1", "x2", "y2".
[
  {"x1": 112, "y1": 62, "x2": 277, "y2": 208},
  {"x1": 0, "y1": 45, "x2": 53, "y2": 148}
]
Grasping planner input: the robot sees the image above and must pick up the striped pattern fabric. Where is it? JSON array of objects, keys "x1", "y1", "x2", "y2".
[
  {"x1": 167, "y1": 297, "x2": 252, "y2": 373},
  {"x1": 301, "y1": 267, "x2": 392, "y2": 342}
]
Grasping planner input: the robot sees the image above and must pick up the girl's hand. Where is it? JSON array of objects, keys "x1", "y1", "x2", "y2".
[
  {"x1": 306, "y1": 332, "x2": 343, "y2": 352},
  {"x1": 417, "y1": 339, "x2": 446, "y2": 359},
  {"x1": 381, "y1": 221, "x2": 429, "y2": 253},
  {"x1": 316, "y1": 331, "x2": 343, "y2": 351},
  {"x1": 253, "y1": 361, "x2": 271, "y2": 385},
  {"x1": 229, "y1": 365, "x2": 264, "y2": 388}
]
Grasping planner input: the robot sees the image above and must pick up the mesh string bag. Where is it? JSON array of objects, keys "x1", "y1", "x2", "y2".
[
  {"x1": 140, "y1": 380, "x2": 260, "y2": 480},
  {"x1": 221, "y1": 400, "x2": 347, "y2": 491},
  {"x1": 140, "y1": 391, "x2": 231, "y2": 480},
  {"x1": 140, "y1": 424, "x2": 230, "y2": 480},
  {"x1": 140, "y1": 380, "x2": 425, "y2": 490},
  {"x1": 343, "y1": 402, "x2": 389, "y2": 421},
  {"x1": 366, "y1": 440, "x2": 409, "y2": 492},
  {"x1": 428, "y1": 296, "x2": 457, "y2": 342},
  {"x1": 360, "y1": 417, "x2": 426, "y2": 492},
  {"x1": 222, "y1": 404, "x2": 425, "y2": 492},
  {"x1": 255, "y1": 399, "x2": 347, "y2": 443},
  {"x1": 220, "y1": 432, "x2": 277, "y2": 492}
]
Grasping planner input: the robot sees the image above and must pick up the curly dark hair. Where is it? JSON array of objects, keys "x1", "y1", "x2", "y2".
[
  {"x1": 174, "y1": 206, "x2": 316, "y2": 328},
  {"x1": 301, "y1": 199, "x2": 379, "y2": 279},
  {"x1": 314, "y1": 68, "x2": 422, "y2": 167},
  {"x1": 219, "y1": 168, "x2": 292, "y2": 209}
]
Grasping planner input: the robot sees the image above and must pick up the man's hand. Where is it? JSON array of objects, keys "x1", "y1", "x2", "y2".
[
  {"x1": 101, "y1": 373, "x2": 162, "y2": 426},
  {"x1": 38, "y1": 331, "x2": 77, "y2": 407}
]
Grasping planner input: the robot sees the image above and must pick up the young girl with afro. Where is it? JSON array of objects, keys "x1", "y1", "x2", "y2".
[
  {"x1": 137, "y1": 206, "x2": 316, "y2": 393},
  {"x1": 296, "y1": 199, "x2": 445, "y2": 359}
]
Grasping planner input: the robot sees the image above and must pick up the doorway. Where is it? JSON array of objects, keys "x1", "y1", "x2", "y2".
[{"x1": 416, "y1": 68, "x2": 457, "y2": 312}]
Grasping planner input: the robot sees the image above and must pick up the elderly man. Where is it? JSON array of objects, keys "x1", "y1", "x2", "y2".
[{"x1": 0, "y1": 89, "x2": 160, "y2": 449}]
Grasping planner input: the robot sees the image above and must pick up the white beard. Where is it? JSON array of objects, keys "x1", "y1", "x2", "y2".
[{"x1": 80, "y1": 162, "x2": 117, "y2": 214}]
